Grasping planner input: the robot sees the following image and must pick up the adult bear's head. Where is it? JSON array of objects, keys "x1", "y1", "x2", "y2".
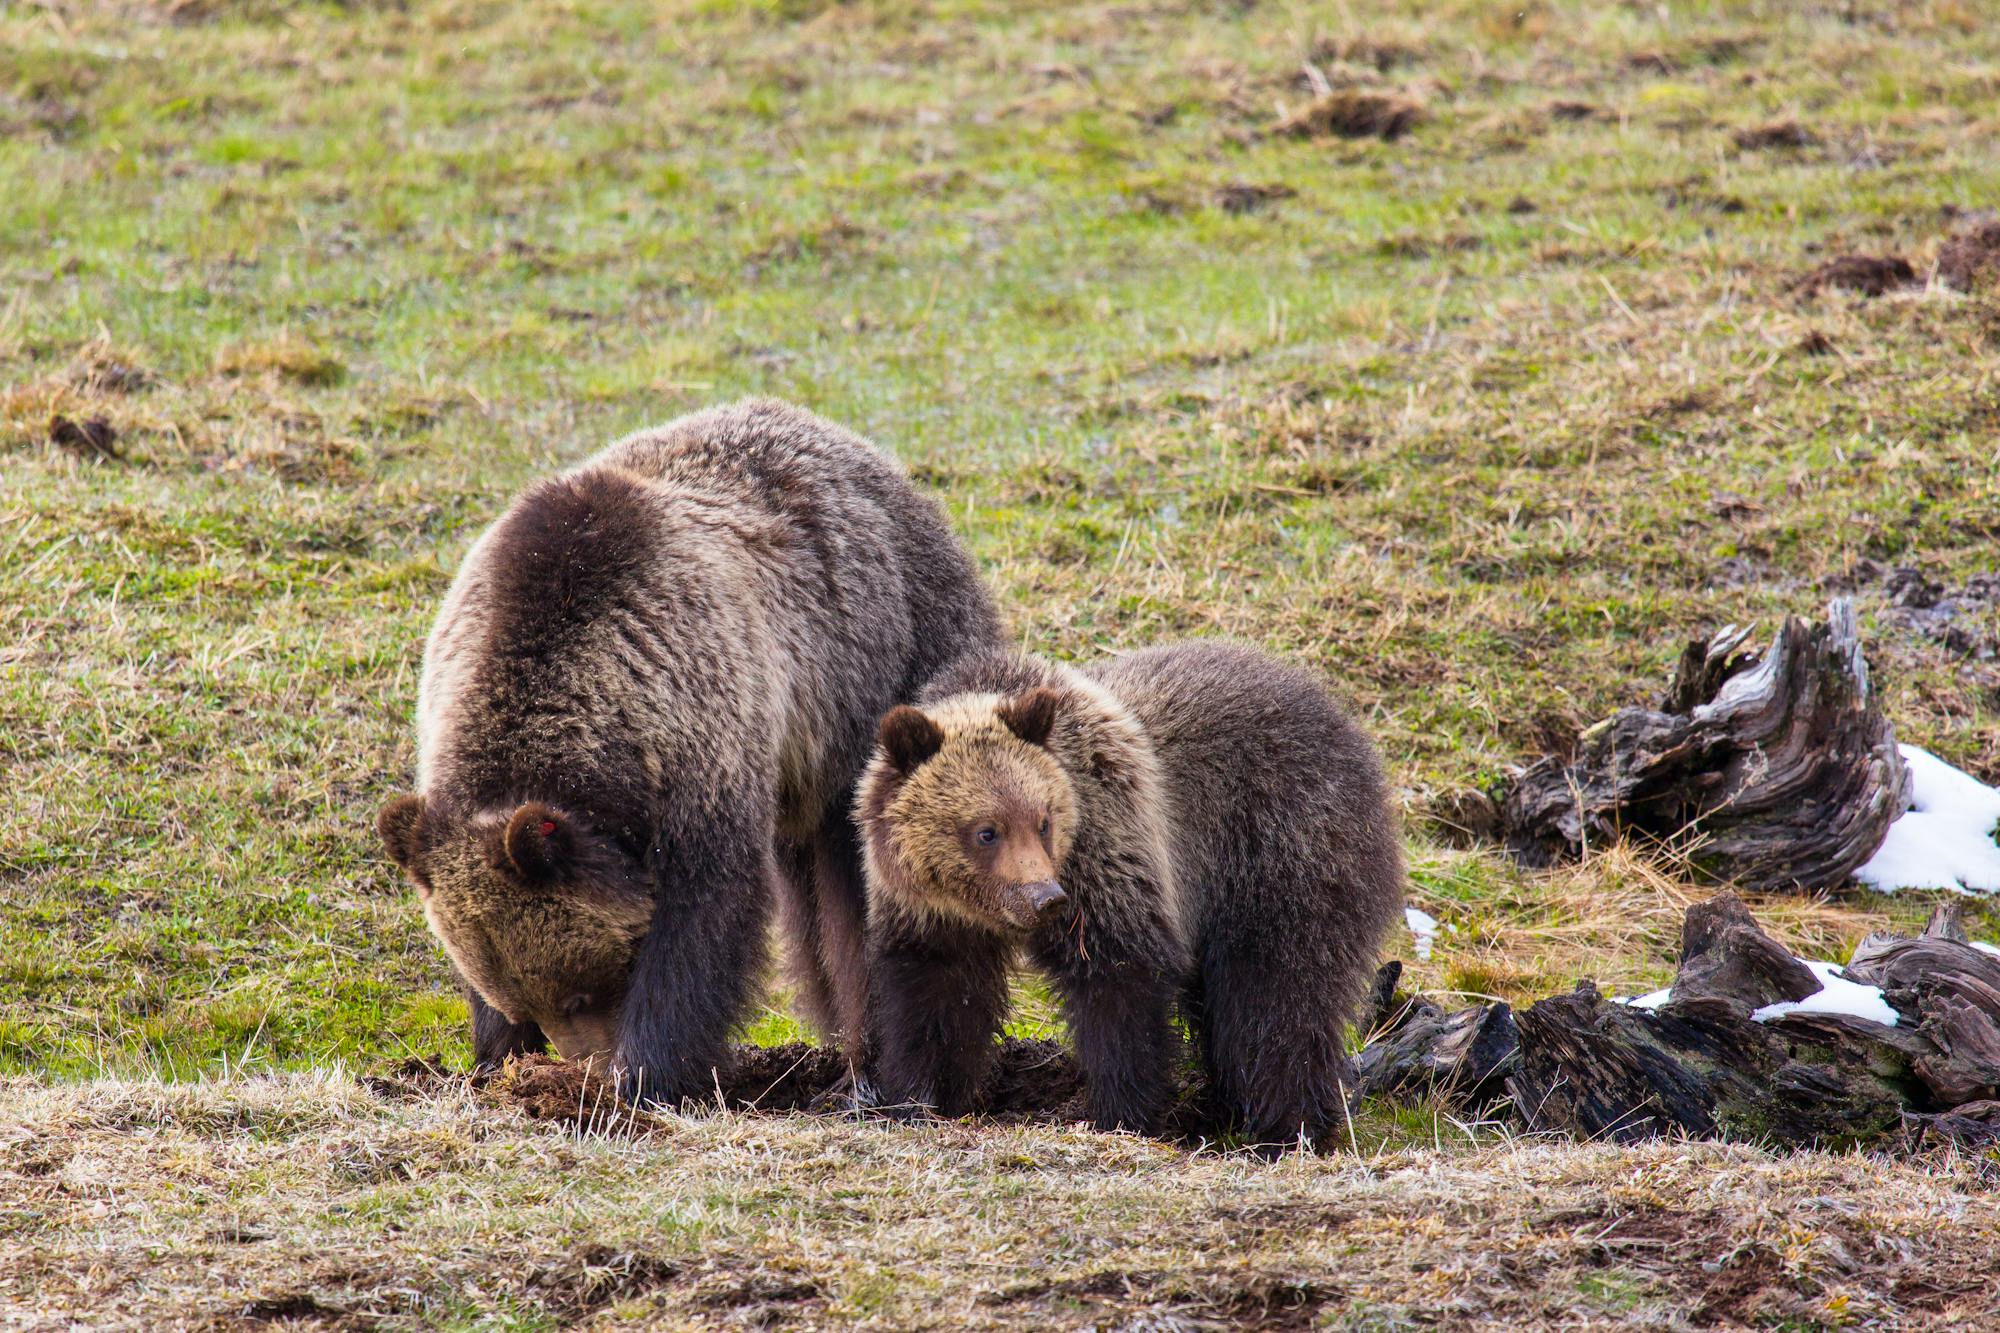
[
  {"x1": 855, "y1": 688, "x2": 1079, "y2": 934},
  {"x1": 376, "y1": 795, "x2": 653, "y2": 1061}
]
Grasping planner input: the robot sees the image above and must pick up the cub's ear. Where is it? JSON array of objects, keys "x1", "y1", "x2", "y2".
[
  {"x1": 503, "y1": 803, "x2": 575, "y2": 884},
  {"x1": 997, "y1": 688, "x2": 1060, "y2": 749},
  {"x1": 377, "y1": 795, "x2": 426, "y2": 871},
  {"x1": 878, "y1": 706, "x2": 945, "y2": 774}
]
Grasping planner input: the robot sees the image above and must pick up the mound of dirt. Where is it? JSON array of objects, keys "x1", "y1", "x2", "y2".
[
  {"x1": 1937, "y1": 220, "x2": 2000, "y2": 293},
  {"x1": 49, "y1": 414, "x2": 119, "y2": 460},
  {"x1": 1792, "y1": 253, "x2": 1916, "y2": 298},
  {"x1": 462, "y1": 1040, "x2": 1223, "y2": 1140},
  {"x1": 1732, "y1": 118, "x2": 1816, "y2": 151},
  {"x1": 1271, "y1": 89, "x2": 1422, "y2": 141},
  {"x1": 1215, "y1": 182, "x2": 1297, "y2": 215}
]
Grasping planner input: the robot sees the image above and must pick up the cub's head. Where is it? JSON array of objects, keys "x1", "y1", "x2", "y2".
[
  {"x1": 376, "y1": 796, "x2": 652, "y2": 1061},
  {"x1": 856, "y1": 688, "x2": 1079, "y2": 934}
]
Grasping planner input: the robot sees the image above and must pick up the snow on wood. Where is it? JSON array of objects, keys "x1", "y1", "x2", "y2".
[
  {"x1": 1854, "y1": 745, "x2": 2000, "y2": 895},
  {"x1": 1363, "y1": 894, "x2": 2000, "y2": 1147}
]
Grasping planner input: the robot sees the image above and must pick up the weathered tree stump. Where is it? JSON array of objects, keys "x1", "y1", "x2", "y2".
[
  {"x1": 1844, "y1": 905, "x2": 2000, "y2": 1107},
  {"x1": 1501, "y1": 893, "x2": 2000, "y2": 1147},
  {"x1": 1354, "y1": 976, "x2": 1518, "y2": 1109},
  {"x1": 1501, "y1": 600, "x2": 1908, "y2": 891}
]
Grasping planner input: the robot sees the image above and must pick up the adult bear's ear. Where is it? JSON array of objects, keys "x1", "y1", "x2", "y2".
[
  {"x1": 503, "y1": 802, "x2": 575, "y2": 884},
  {"x1": 878, "y1": 706, "x2": 945, "y2": 774},
  {"x1": 997, "y1": 688, "x2": 1060, "y2": 749},
  {"x1": 377, "y1": 795, "x2": 427, "y2": 871}
]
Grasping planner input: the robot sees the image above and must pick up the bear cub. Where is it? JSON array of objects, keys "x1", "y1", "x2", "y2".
[{"x1": 854, "y1": 641, "x2": 1403, "y2": 1147}]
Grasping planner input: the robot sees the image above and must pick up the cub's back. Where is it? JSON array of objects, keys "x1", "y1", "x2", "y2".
[{"x1": 1087, "y1": 642, "x2": 1399, "y2": 926}]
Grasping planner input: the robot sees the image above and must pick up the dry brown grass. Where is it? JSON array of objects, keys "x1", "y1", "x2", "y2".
[{"x1": 4, "y1": 1074, "x2": 1997, "y2": 1329}]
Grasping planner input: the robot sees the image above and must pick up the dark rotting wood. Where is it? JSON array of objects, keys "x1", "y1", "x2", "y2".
[{"x1": 1501, "y1": 600, "x2": 1907, "y2": 891}]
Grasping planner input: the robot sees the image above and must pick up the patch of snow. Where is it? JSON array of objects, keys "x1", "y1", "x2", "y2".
[
  {"x1": 1404, "y1": 906, "x2": 1438, "y2": 961},
  {"x1": 1972, "y1": 941, "x2": 2000, "y2": 959},
  {"x1": 1618, "y1": 987, "x2": 1673, "y2": 1011},
  {"x1": 1751, "y1": 960, "x2": 1898, "y2": 1028},
  {"x1": 1616, "y1": 960, "x2": 1897, "y2": 1027},
  {"x1": 1855, "y1": 745, "x2": 2000, "y2": 895}
]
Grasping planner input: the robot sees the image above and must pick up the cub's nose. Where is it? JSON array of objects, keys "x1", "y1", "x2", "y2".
[{"x1": 1023, "y1": 880, "x2": 1068, "y2": 915}]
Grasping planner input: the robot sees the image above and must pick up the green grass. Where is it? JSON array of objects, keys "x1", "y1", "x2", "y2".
[{"x1": 5, "y1": 0, "x2": 2000, "y2": 1083}]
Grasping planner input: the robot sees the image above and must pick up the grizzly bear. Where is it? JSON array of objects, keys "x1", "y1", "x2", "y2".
[
  {"x1": 376, "y1": 399, "x2": 1001, "y2": 1104},
  {"x1": 854, "y1": 641, "x2": 1404, "y2": 1146}
]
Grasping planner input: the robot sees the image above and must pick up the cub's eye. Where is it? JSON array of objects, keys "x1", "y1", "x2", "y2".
[
  {"x1": 975, "y1": 826, "x2": 999, "y2": 846},
  {"x1": 1037, "y1": 814, "x2": 1050, "y2": 835},
  {"x1": 563, "y1": 994, "x2": 594, "y2": 1017}
]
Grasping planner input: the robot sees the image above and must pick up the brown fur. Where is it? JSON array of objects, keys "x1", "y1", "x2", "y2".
[
  {"x1": 855, "y1": 642, "x2": 1405, "y2": 1147},
  {"x1": 379, "y1": 399, "x2": 1000, "y2": 1099}
]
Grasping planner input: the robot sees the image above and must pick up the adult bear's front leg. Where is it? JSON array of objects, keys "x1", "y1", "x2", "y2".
[
  {"x1": 469, "y1": 987, "x2": 546, "y2": 1072},
  {"x1": 614, "y1": 812, "x2": 775, "y2": 1107}
]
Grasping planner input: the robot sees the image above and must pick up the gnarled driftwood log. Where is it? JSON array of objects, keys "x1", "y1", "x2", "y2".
[{"x1": 1502, "y1": 600, "x2": 1907, "y2": 891}]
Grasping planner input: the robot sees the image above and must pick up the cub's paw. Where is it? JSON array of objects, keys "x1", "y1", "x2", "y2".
[{"x1": 846, "y1": 1075, "x2": 943, "y2": 1122}]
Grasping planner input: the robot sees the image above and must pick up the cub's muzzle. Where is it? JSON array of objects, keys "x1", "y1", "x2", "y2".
[{"x1": 1020, "y1": 880, "x2": 1068, "y2": 916}]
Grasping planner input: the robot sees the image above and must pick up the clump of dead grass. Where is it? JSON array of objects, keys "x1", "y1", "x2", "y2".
[
  {"x1": 4, "y1": 1073, "x2": 1996, "y2": 1329},
  {"x1": 1401, "y1": 842, "x2": 1895, "y2": 1005},
  {"x1": 213, "y1": 332, "x2": 346, "y2": 387}
]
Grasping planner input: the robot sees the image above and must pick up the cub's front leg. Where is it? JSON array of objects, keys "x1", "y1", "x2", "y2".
[
  {"x1": 1034, "y1": 900, "x2": 1182, "y2": 1134},
  {"x1": 862, "y1": 920, "x2": 1012, "y2": 1118}
]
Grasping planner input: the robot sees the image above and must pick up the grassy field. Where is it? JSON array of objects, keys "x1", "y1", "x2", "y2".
[{"x1": 5, "y1": 0, "x2": 2000, "y2": 1325}]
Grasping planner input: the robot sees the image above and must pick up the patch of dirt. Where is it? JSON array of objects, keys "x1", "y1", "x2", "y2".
[
  {"x1": 237, "y1": 1292, "x2": 364, "y2": 1329},
  {"x1": 1689, "y1": 1244, "x2": 1789, "y2": 1327},
  {"x1": 49, "y1": 414, "x2": 120, "y2": 460},
  {"x1": 1215, "y1": 182, "x2": 1297, "y2": 215},
  {"x1": 1792, "y1": 253, "x2": 1917, "y2": 298},
  {"x1": 1825, "y1": 558, "x2": 2000, "y2": 660},
  {"x1": 1796, "y1": 329, "x2": 1836, "y2": 357},
  {"x1": 1271, "y1": 89, "x2": 1422, "y2": 141},
  {"x1": 977, "y1": 1038, "x2": 1089, "y2": 1121},
  {"x1": 1308, "y1": 34, "x2": 1425, "y2": 72},
  {"x1": 1377, "y1": 231, "x2": 1481, "y2": 259},
  {"x1": 692, "y1": 1270, "x2": 826, "y2": 1311},
  {"x1": 1547, "y1": 99, "x2": 1601, "y2": 121},
  {"x1": 66, "y1": 347, "x2": 155, "y2": 395},
  {"x1": 1419, "y1": 787, "x2": 1504, "y2": 848},
  {"x1": 356, "y1": 1055, "x2": 458, "y2": 1102},
  {"x1": 1733, "y1": 118, "x2": 1817, "y2": 151},
  {"x1": 1937, "y1": 220, "x2": 2000, "y2": 293},
  {"x1": 984, "y1": 1269, "x2": 1340, "y2": 1330},
  {"x1": 526, "y1": 1245, "x2": 684, "y2": 1319},
  {"x1": 472, "y1": 1040, "x2": 1230, "y2": 1141}
]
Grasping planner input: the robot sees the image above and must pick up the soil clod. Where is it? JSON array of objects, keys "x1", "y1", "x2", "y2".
[
  {"x1": 1271, "y1": 89, "x2": 1422, "y2": 141},
  {"x1": 1936, "y1": 220, "x2": 2000, "y2": 293},
  {"x1": 1793, "y1": 253, "x2": 1917, "y2": 298},
  {"x1": 1732, "y1": 118, "x2": 1817, "y2": 151},
  {"x1": 49, "y1": 414, "x2": 120, "y2": 460},
  {"x1": 1215, "y1": 182, "x2": 1297, "y2": 214}
]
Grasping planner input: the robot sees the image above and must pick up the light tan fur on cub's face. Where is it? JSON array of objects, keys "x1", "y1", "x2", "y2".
[
  {"x1": 378, "y1": 798, "x2": 653, "y2": 1060},
  {"x1": 857, "y1": 693, "x2": 1080, "y2": 934}
]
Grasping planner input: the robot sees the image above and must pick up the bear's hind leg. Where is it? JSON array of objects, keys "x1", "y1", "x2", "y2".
[
  {"x1": 1196, "y1": 920, "x2": 1352, "y2": 1151},
  {"x1": 810, "y1": 812, "x2": 871, "y2": 1048}
]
